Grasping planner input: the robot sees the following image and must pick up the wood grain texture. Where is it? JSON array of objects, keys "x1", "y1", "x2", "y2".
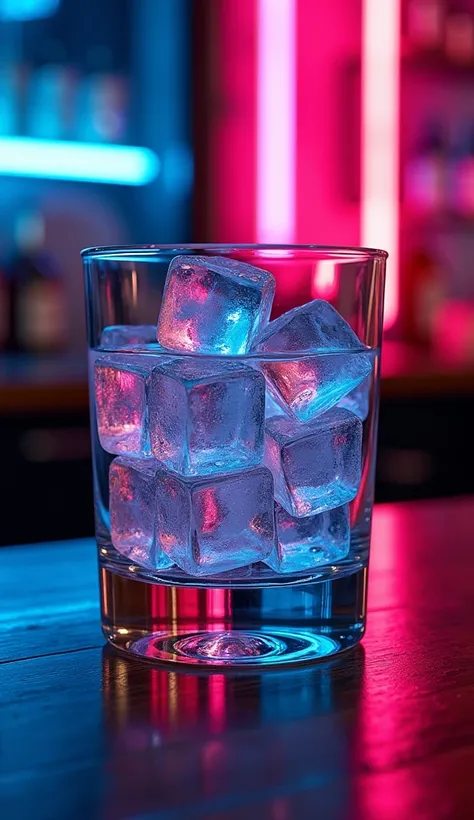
[
  {"x1": 1, "y1": 497, "x2": 474, "y2": 820},
  {"x1": 0, "y1": 539, "x2": 101, "y2": 662}
]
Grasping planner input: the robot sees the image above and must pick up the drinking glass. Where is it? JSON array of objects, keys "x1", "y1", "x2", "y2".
[{"x1": 82, "y1": 244, "x2": 386, "y2": 667}]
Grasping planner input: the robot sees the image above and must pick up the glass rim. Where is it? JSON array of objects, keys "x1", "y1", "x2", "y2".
[{"x1": 81, "y1": 243, "x2": 388, "y2": 262}]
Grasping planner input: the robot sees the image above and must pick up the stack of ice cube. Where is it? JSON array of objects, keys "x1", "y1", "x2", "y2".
[{"x1": 94, "y1": 254, "x2": 374, "y2": 577}]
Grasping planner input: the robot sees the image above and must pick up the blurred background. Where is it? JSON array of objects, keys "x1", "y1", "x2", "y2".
[{"x1": 0, "y1": 0, "x2": 473, "y2": 545}]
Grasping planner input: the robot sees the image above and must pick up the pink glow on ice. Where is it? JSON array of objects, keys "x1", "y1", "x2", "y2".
[
  {"x1": 95, "y1": 364, "x2": 144, "y2": 454},
  {"x1": 257, "y1": 0, "x2": 296, "y2": 243},
  {"x1": 333, "y1": 433, "x2": 348, "y2": 448},
  {"x1": 362, "y1": 0, "x2": 400, "y2": 328},
  {"x1": 250, "y1": 514, "x2": 268, "y2": 536},
  {"x1": 116, "y1": 468, "x2": 134, "y2": 504},
  {"x1": 264, "y1": 359, "x2": 320, "y2": 418},
  {"x1": 183, "y1": 267, "x2": 209, "y2": 304},
  {"x1": 199, "y1": 489, "x2": 221, "y2": 535},
  {"x1": 158, "y1": 532, "x2": 179, "y2": 551},
  {"x1": 175, "y1": 319, "x2": 198, "y2": 351}
]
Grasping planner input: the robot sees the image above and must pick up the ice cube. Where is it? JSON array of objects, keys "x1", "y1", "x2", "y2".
[
  {"x1": 266, "y1": 503, "x2": 350, "y2": 573},
  {"x1": 265, "y1": 388, "x2": 288, "y2": 419},
  {"x1": 95, "y1": 354, "x2": 161, "y2": 456},
  {"x1": 264, "y1": 409, "x2": 362, "y2": 517},
  {"x1": 109, "y1": 457, "x2": 173, "y2": 570},
  {"x1": 338, "y1": 376, "x2": 370, "y2": 421},
  {"x1": 149, "y1": 357, "x2": 265, "y2": 476},
  {"x1": 155, "y1": 467, "x2": 275, "y2": 576},
  {"x1": 254, "y1": 300, "x2": 374, "y2": 421},
  {"x1": 157, "y1": 255, "x2": 275, "y2": 355},
  {"x1": 100, "y1": 325, "x2": 161, "y2": 350}
]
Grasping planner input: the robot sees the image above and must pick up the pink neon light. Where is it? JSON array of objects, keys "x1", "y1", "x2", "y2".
[
  {"x1": 209, "y1": 2, "x2": 257, "y2": 240},
  {"x1": 257, "y1": 0, "x2": 296, "y2": 243},
  {"x1": 361, "y1": 0, "x2": 400, "y2": 328}
]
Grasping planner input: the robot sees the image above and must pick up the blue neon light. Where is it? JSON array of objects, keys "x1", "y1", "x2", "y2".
[
  {"x1": 0, "y1": 137, "x2": 160, "y2": 185},
  {"x1": 0, "y1": 0, "x2": 60, "y2": 21}
]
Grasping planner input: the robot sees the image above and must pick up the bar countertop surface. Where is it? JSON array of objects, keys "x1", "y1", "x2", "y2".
[{"x1": 1, "y1": 495, "x2": 474, "y2": 820}]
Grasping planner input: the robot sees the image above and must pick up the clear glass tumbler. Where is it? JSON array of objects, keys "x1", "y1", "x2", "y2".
[{"x1": 83, "y1": 244, "x2": 386, "y2": 667}]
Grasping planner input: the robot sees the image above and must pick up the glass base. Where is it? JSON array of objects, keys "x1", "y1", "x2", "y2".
[
  {"x1": 100, "y1": 563, "x2": 367, "y2": 668},
  {"x1": 129, "y1": 629, "x2": 342, "y2": 666}
]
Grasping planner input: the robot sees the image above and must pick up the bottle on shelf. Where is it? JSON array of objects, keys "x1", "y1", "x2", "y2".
[
  {"x1": 433, "y1": 299, "x2": 474, "y2": 362},
  {"x1": 25, "y1": 40, "x2": 75, "y2": 140},
  {"x1": 0, "y1": 256, "x2": 10, "y2": 352},
  {"x1": 75, "y1": 46, "x2": 128, "y2": 143},
  {"x1": 8, "y1": 206, "x2": 67, "y2": 354},
  {"x1": 444, "y1": 4, "x2": 474, "y2": 65},
  {"x1": 403, "y1": 247, "x2": 446, "y2": 347},
  {"x1": 405, "y1": 0, "x2": 445, "y2": 53},
  {"x1": 0, "y1": 63, "x2": 22, "y2": 136},
  {"x1": 405, "y1": 118, "x2": 447, "y2": 212}
]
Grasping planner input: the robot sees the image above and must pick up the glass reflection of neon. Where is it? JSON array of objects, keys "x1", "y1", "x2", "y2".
[
  {"x1": 311, "y1": 261, "x2": 339, "y2": 301},
  {"x1": 0, "y1": 137, "x2": 160, "y2": 186},
  {"x1": 362, "y1": 0, "x2": 400, "y2": 328}
]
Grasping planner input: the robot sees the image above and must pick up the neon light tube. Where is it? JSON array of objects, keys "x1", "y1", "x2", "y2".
[
  {"x1": 0, "y1": 137, "x2": 160, "y2": 186},
  {"x1": 362, "y1": 0, "x2": 400, "y2": 328}
]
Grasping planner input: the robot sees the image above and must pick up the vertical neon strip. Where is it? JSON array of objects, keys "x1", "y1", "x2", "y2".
[
  {"x1": 362, "y1": 0, "x2": 400, "y2": 328},
  {"x1": 257, "y1": 0, "x2": 296, "y2": 243},
  {"x1": 210, "y1": 0, "x2": 257, "y2": 240}
]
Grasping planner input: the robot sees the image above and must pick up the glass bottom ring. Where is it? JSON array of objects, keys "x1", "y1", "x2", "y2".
[{"x1": 129, "y1": 628, "x2": 341, "y2": 667}]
